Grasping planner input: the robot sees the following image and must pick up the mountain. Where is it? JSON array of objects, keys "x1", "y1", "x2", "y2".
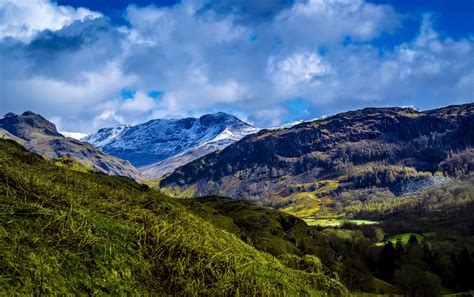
[
  {"x1": 0, "y1": 127, "x2": 25, "y2": 145},
  {"x1": 2, "y1": 119, "x2": 473, "y2": 296},
  {"x1": 160, "y1": 103, "x2": 474, "y2": 219},
  {"x1": 83, "y1": 112, "x2": 260, "y2": 179},
  {"x1": 0, "y1": 111, "x2": 142, "y2": 180}
]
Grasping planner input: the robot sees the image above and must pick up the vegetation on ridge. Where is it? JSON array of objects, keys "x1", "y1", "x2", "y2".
[{"x1": 0, "y1": 139, "x2": 346, "y2": 295}]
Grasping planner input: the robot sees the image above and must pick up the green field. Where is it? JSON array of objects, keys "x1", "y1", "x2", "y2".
[
  {"x1": 306, "y1": 218, "x2": 379, "y2": 227},
  {"x1": 386, "y1": 233, "x2": 424, "y2": 245}
]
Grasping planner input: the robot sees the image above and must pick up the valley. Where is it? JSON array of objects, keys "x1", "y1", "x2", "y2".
[
  {"x1": 1, "y1": 104, "x2": 473, "y2": 296},
  {"x1": 160, "y1": 104, "x2": 474, "y2": 227},
  {"x1": 2, "y1": 0, "x2": 473, "y2": 295}
]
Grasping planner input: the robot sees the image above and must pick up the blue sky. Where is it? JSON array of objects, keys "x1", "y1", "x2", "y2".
[{"x1": 0, "y1": 0, "x2": 473, "y2": 132}]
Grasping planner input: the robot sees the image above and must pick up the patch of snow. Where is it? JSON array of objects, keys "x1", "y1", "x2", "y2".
[
  {"x1": 60, "y1": 131, "x2": 88, "y2": 140},
  {"x1": 82, "y1": 125, "x2": 129, "y2": 147},
  {"x1": 270, "y1": 117, "x2": 320, "y2": 129},
  {"x1": 401, "y1": 105, "x2": 419, "y2": 111}
]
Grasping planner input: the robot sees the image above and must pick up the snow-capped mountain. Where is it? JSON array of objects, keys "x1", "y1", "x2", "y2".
[
  {"x1": 82, "y1": 125, "x2": 129, "y2": 147},
  {"x1": 83, "y1": 112, "x2": 260, "y2": 179}
]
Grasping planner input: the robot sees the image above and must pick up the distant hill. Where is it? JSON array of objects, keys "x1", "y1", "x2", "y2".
[
  {"x1": 161, "y1": 103, "x2": 474, "y2": 216},
  {"x1": 0, "y1": 111, "x2": 142, "y2": 180},
  {"x1": 83, "y1": 112, "x2": 260, "y2": 179}
]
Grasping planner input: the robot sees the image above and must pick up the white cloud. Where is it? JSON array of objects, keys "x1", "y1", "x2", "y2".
[
  {"x1": 267, "y1": 51, "x2": 331, "y2": 91},
  {"x1": 0, "y1": 0, "x2": 472, "y2": 132},
  {"x1": 254, "y1": 107, "x2": 288, "y2": 127},
  {"x1": 273, "y1": 0, "x2": 400, "y2": 45},
  {"x1": 2, "y1": 62, "x2": 134, "y2": 110},
  {"x1": 0, "y1": 0, "x2": 101, "y2": 41},
  {"x1": 1, "y1": 61, "x2": 137, "y2": 132},
  {"x1": 121, "y1": 91, "x2": 157, "y2": 113},
  {"x1": 116, "y1": 0, "x2": 402, "y2": 121},
  {"x1": 97, "y1": 110, "x2": 125, "y2": 123}
]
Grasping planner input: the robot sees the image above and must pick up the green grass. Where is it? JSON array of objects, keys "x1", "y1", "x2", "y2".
[
  {"x1": 0, "y1": 139, "x2": 347, "y2": 295},
  {"x1": 399, "y1": 112, "x2": 423, "y2": 118},
  {"x1": 305, "y1": 219, "x2": 342, "y2": 227},
  {"x1": 160, "y1": 184, "x2": 197, "y2": 198},
  {"x1": 306, "y1": 219, "x2": 379, "y2": 227},
  {"x1": 54, "y1": 156, "x2": 99, "y2": 174},
  {"x1": 346, "y1": 220, "x2": 379, "y2": 226},
  {"x1": 385, "y1": 233, "x2": 424, "y2": 245},
  {"x1": 180, "y1": 196, "x2": 332, "y2": 257},
  {"x1": 278, "y1": 180, "x2": 340, "y2": 219}
]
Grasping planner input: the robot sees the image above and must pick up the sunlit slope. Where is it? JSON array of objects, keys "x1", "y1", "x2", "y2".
[{"x1": 0, "y1": 139, "x2": 346, "y2": 295}]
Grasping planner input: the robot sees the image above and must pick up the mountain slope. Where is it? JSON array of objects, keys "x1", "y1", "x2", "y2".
[
  {"x1": 0, "y1": 127, "x2": 25, "y2": 145},
  {"x1": 0, "y1": 112, "x2": 142, "y2": 180},
  {"x1": 83, "y1": 112, "x2": 259, "y2": 178},
  {"x1": 161, "y1": 103, "x2": 474, "y2": 214},
  {"x1": 0, "y1": 138, "x2": 347, "y2": 295}
]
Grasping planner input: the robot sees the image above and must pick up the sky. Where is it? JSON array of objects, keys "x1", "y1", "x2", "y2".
[{"x1": 0, "y1": 0, "x2": 473, "y2": 133}]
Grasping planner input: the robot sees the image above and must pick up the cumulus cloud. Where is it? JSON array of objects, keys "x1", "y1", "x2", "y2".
[
  {"x1": 0, "y1": 0, "x2": 472, "y2": 132},
  {"x1": 199, "y1": 0, "x2": 297, "y2": 24},
  {"x1": 267, "y1": 51, "x2": 331, "y2": 93},
  {"x1": 0, "y1": 0, "x2": 101, "y2": 41},
  {"x1": 272, "y1": 0, "x2": 401, "y2": 44}
]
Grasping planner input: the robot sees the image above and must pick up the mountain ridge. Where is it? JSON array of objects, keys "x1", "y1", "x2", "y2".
[
  {"x1": 0, "y1": 111, "x2": 142, "y2": 180},
  {"x1": 160, "y1": 103, "x2": 474, "y2": 220},
  {"x1": 83, "y1": 112, "x2": 260, "y2": 178}
]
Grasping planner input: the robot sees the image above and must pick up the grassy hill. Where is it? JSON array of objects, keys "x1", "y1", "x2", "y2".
[{"x1": 0, "y1": 139, "x2": 347, "y2": 295}]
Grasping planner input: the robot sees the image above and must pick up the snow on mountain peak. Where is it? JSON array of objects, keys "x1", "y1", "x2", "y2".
[
  {"x1": 59, "y1": 131, "x2": 88, "y2": 140},
  {"x1": 83, "y1": 113, "x2": 260, "y2": 171}
]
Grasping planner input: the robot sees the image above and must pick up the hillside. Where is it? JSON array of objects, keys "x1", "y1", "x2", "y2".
[
  {"x1": 0, "y1": 138, "x2": 348, "y2": 295},
  {"x1": 161, "y1": 103, "x2": 474, "y2": 221},
  {"x1": 0, "y1": 127, "x2": 25, "y2": 145},
  {"x1": 83, "y1": 112, "x2": 259, "y2": 179},
  {"x1": 0, "y1": 112, "x2": 142, "y2": 181}
]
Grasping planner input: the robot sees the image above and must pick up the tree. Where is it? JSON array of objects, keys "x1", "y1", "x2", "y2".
[
  {"x1": 408, "y1": 234, "x2": 419, "y2": 245},
  {"x1": 378, "y1": 242, "x2": 397, "y2": 280},
  {"x1": 393, "y1": 264, "x2": 442, "y2": 297},
  {"x1": 373, "y1": 227, "x2": 385, "y2": 242}
]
